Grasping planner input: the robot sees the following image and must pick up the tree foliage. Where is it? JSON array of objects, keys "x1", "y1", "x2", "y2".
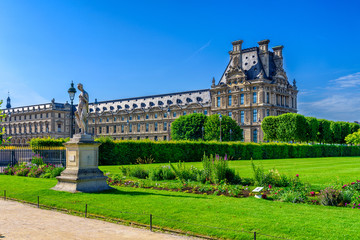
[
  {"x1": 330, "y1": 121, "x2": 342, "y2": 144},
  {"x1": 261, "y1": 116, "x2": 278, "y2": 141},
  {"x1": 317, "y1": 119, "x2": 332, "y2": 144},
  {"x1": 345, "y1": 130, "x2": 360, "y2": 145},
  {"x1": 0, "y1": 100, "x2": 9, "y2": 145},
  {"x1": 204, "y1": 114, "x2": 243, "y2": 141},
  {"x1": 171, "y1": 113, "x2": 208, "y2": 141},
  {"x1": 262, "y1": 113, "x2": 359, "y2": 144},
  {"x1": 276, "y1": 113, "x2": 307, "y2": 142},
  {"x1": 305, "y1": 117, "x2": 319, "y2": 143},
  {"x1": 339, "y1": 122, "x2": 351, "y2": 144}
]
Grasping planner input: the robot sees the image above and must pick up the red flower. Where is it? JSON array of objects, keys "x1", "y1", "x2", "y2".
[
  {"x1": 296, "y1": 174, "x2": 299, "y2": 177},
  {"x1": 268, "y1": 184, "x2": 272, "y2": 189},
  {"x1": 351, "y1": 182, "x2": 356, "y2": 185},
  {"x1": 310, "y1": 191, "x2": 315, "y2": 196},
  {"x1": 342, "y1": 184, "x2": 348, "y2": 189}
]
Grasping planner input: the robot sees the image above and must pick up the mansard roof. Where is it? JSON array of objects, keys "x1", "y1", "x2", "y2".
[
  {"x1": 218, "y1": 44, "x2": 280, "y2": 85},
  {"x1": 2, "y1": 102, "x2": 68, "y2": 114},
  {"x1": 88, "y1": 89, "x2": 211, "y2": 114}
]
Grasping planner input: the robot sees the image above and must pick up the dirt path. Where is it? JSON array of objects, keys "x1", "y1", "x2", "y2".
[{"x1": 0, "y1": 200, "x2": 197, "y2": 240}]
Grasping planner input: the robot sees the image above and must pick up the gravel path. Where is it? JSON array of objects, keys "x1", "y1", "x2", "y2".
[{"x1": 0, "y1": 199, "x2": 197, "y2": 240}]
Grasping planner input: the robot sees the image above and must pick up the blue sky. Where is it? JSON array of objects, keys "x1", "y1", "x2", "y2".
[{"x1": 0, "y1": 0, "x2": 359, "y2": 121}]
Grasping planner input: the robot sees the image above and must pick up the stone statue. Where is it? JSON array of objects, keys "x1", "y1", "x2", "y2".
[{"x1": 75, "y1": 83, "x2": 89, "y2": 134}]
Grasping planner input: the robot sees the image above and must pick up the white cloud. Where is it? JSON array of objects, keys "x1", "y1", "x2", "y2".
[
  {"x1": 299, "y1": 94, "x2": 360, "y2": 121},
  {"x1": 330, "y1": 72, "x2": 360, "y2": 88}
]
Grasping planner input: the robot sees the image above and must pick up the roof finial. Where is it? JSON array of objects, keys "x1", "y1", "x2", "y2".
[
  {"x1": 6, "y1": 91, "x2": 11, "y2": 109},
  {"x1": 211, "y1": 77, "x2": 215, "y2": 88}
]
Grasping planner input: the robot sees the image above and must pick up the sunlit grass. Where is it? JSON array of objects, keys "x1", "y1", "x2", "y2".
[{"x1": 1, "y1": 173, "x2": 360, "y2": 239}]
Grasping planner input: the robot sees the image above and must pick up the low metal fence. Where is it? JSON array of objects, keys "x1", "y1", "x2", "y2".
[{"x1": 0, "y1": 146, "x2": 66, "y2": 172}]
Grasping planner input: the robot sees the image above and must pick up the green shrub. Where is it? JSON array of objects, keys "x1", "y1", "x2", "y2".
[
  {"x1": 318, "y1": 187, "x2": 343, "y2": 206},
  {"x1": 201, "y1": 154, "x2": 241, "y2": 184},
  {"x1": 148, "y1": 166, "x2": 176, "y2": 181},
  {"x1": 128, "y1": 166, "x2": 149, "y2": 179},
  {"x1": 342, "y1": 190, "x2": 354, "y2": 204},
  {"x1": 251, "y1": 160, "x2": 289, "y2": 187},
  {"x1": 51, "y1": 167, "x2": 64, "y2": 178},
  {"x1": 276, "y1": 189, "x2": 306, "y2": 203},
  {"x1": 31, "y1": 154, "x2": 44, "y2": 166},
  {"x1": 29, "y1": 137, "x2": 68, "y2": 148},
  {"x1": 170, "y1": 161, "x2": 200, "y2": 183}
]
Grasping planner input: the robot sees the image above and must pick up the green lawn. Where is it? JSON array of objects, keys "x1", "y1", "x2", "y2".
[
  {"x1": 1, "y1": 174, "x2": 360, "y2": 240},
  {"x1": 100, "y1": 157, "x2": 360, "y2": 189}
]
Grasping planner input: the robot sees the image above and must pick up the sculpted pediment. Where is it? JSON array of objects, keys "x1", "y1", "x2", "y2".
[{"x1": 225, "y1": 65, "x2": 247, "y2": 80}]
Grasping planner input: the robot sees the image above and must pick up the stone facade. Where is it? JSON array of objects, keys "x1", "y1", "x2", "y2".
[
  {"x1": 1, "y1": 39, "x2": 298, "y2": 144},
  {"x1": 1, "y1": 99, "x2": 72, "y2": 144}
]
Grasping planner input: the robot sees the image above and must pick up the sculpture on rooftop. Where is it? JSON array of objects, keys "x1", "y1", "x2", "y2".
[{"x1": 74, "y1": 83, "x2": 89, "y2": 134}]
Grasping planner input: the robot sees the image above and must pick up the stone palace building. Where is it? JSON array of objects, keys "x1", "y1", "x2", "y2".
[{"x1": 1, "y1": 39, "x2": 298, "y2": 144}]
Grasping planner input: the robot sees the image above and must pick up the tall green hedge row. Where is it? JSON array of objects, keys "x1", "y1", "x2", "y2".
[{"x1": 96, "y1": 138, "x2": 360, "y2": 165}]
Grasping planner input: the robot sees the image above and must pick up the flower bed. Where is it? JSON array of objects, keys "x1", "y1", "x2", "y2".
[
  {"x1": 4, "y1": 162, "x2": 64, "y2": 178},
  {"x1": 105, "y1": 155, "x2": 360, "y2": 211}
]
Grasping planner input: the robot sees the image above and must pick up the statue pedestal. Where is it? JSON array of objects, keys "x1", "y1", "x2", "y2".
[{"x1": 52, "y1": 134, "x2": 111, "y2": 193}]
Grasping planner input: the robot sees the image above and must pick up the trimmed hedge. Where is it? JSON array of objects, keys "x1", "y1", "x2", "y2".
[
  {"x1": 95, "y1": 138, "x2": 360, "y2": 165},
  {"x1": 29, "y1": 137, "x2": 69, "y2": 148}
]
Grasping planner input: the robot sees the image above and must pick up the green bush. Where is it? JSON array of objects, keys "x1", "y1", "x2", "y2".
[
  {"x1": 170, "y1": 161, "x2": 200, "y2": 183},
  {"x1": 29, "y1": 137, "x2": 68, "y2": 148},
  {"x1": 31, "y1": 154, "x2": 44, "y2": 166},
  {"x1": 318, "y1": 187, "x2": 343, "y2": 206},
  {"x1": 202, "y1": 154, "x2": 241, "y2": 184},
  {"x1": 128, "y1": 166, "x2": 149, "y2": 179},
  {"x1": 148, "y1": 166, "x2": 176, "y2": 181},
  {"x1": 275, "y1": 189, "x2": 306, "y2": 203},
  {"x1": 251, "y1": 160, "x2": 290, "y2": 187}
]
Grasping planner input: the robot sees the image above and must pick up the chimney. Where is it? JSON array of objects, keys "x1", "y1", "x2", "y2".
[
  {"x1": 231, "y1": 40, "x2": 243, "y2": 53},
  {"x1": 258, "y1": 39, "x2": 270, "y2": 53},
  {"x1": 272, "y1": 45, "x2": 284, "y2": 58}
]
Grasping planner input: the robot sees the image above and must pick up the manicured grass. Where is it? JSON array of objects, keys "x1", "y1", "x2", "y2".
[
  {"x1": 1, "y1": 175, "x2": 360, "y2": 239},
  {"x1": 100, "y1": 157, "x2": 360, "y2": 189}
]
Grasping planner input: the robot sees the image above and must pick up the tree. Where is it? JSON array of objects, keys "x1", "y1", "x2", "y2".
[
  {"x1": 276, "y1": 113, "x2": 307, "y2": 142},
  {"x1": 330, "y1": 121, "x2": 342, "y2": 144},
  {"x1": 317, "y1": 119, "x2": 332, "y2": 144},
  {"x1": 261, "y1": 116, "x2": 279, "y2": 141},
  {"x1": 305, "y1": 117, "x2": 319, "y2": 143},
  {"x1": 349, "y1": 123, "x2": 360, "y2": 134},
  {"x1": 204, "y1": 114, "x2": 243, "y2": 141},
  {"x1": 171, "y1": 113, "x2": 207, "y2": 140},
  {"x1": 339, "y1": 122, "x2": 351, "y2": 144},
  {"x1": 0, "y1": 101, "x2": 8, "y2": 145},
  {"x1": 345, "y1": 130, "x2": 360, "y2": 145}
]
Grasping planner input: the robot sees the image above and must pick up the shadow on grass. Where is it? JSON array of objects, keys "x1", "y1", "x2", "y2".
[{"x1": 89, "y1": 187, "x2": 207, "y2": 199}]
